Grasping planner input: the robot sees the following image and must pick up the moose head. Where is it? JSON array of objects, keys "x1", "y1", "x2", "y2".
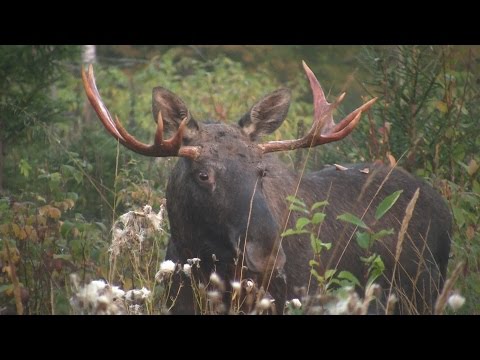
[{"x1": 82, "y1": 61, "x2": 451, "y2": 314}]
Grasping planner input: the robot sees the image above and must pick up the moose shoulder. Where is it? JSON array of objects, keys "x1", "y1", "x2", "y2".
[{"x1": 82, "y1": 62, "x2": 451, "y2": 314}]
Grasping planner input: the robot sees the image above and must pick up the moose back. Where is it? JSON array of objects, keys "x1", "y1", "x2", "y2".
[{"x1": 82, "y1": 62, "x2": 451, "y2": 314}]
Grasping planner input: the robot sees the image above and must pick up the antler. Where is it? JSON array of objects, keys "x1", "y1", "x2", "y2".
[
  {"x1": 81, "y1": 64, "x2": 200, "y2": 159},
  {"x1": 258, "y1": 61, "x2": 377, "y2": 154}
]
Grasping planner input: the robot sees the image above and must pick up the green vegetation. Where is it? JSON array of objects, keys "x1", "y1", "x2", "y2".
[{"x1": 0, "y1": 45, "x2": 478, "y2": 314}]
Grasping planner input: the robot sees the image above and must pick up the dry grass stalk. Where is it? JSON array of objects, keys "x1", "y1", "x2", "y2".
[{"x1": 386, "y1": 187, "x2": 420, "y2": 314}]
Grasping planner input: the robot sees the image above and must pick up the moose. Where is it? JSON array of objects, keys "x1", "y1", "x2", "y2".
[{"x1": 82, "y1": 62, "x2": 451, "y2": 314}]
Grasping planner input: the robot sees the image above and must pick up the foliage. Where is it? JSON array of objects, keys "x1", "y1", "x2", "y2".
[
  {"x1": 0, "y1": 45, "x2": 477, "y2": 314},
  {"x1": 281, "y1": 191, "x2": 403, "y2": 303},
  {"x1": 358, "y1": 45, "x2": 479, "y2": 314},
  {"x1": 0, "y1": 45, "x2": 79, "y2": 191},
  {"x1": 0, "y1": 181, "x2": 108, "y2": 314}
]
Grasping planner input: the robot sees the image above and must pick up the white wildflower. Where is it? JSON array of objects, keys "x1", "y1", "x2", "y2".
[
  {"x1": 245, "y1": 280, "x2": 254, "y2": 293},
  {"x1": 448, "y1": 293, "x2": 466, "y2": 311},
  {"x1": 210, "y1": 272, "x2": 221, "y2": 286},
  {"x1": 231, "y1": 281, "x2": 241, "y2": 291},
  {"x1": 111, "y1": 286, "x2": 125, "y2": 300},
  {"x1": 97, "y1": 295, "x2": 110, "y2": 305},
  {"x1": 387, "y1": 293, "x2": 397, "y2": 304},
  {"x1": 70, "y1": 278, "x2": 126, "y2": 315},
  {"x1": 139, "y1": 287, "x2": 151, "y2": 300},
  {"x1": 329, "y1": 299, "x2": 349, "y2": 315},
  {"x1": 82, "y1": 281, "x2": 105, "y2": 305},
  {"x1": 125, "y1": 290, "x2": 137, "y2": 302},
  {"x1": 291, "y1": 298, "x2": 302, "y2": 309},
  {"x1": 119, "y1": 211, "x2": 134, "y2": 226},
  {"x1": 129, "y1": 304, "x2": 142, "y2": 315},
  {"x1": 160, "y1": 260, "x2": 176, "y2": 274},
  {"x1": 207, "y1": 291, "x2": 221, "y2": 301},
  {"x1": 146, "y1": 205, "x2": 165, "y2": 232},
  {"x1": 183, "y1": 264, "x2": 192, "y2": 277},
  {"x1": 90, "y1": 280, "x2": 106, "y2": 291},
  {"x1": 156, "y1": 260, "x2": 176, "y2": 282},
  {"x1": 365, "y1": 283, "x2": 382, "y2": 299},
  {"x1": 187, "y1": 258, "x2": 201, "y2": 268},
  {"x1": 143, "y1": 205, "x2": 152, "y2": 214},
  {"x1": 259, "y1": 298, "x2": 271, "y2": 310},
  {"x1": 109, "y1": 205, "x2": 165, "y2": 259},
  {"x1": 125, "y1": 287, "x2": 151, "y2": 303}
]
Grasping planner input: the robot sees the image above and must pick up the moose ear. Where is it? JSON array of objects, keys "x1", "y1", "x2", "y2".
[
  {"x1": 239, "y1": 88, "x2": 291, "y2": 141},
  {"x1": 152, "y1": 87, "x2": 199, "y2": 136}
]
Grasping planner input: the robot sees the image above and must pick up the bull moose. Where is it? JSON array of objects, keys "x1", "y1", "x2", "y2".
[{"x1": 82, "y1": 61, "x2": 451, "y2": 314}]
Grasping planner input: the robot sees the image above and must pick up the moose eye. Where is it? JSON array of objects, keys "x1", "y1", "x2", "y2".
[{"x1": 198, "y1": 171, "x2": 209, "y2": 182}]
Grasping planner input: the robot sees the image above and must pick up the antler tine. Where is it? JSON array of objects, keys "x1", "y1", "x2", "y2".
[
  {"x1": 82, "y1": 65, "x2": 124, "y2": 142},
  {"x1": 303, "y1": 60, "x2": 341, "y2": 135},
  {"x1": 258, "y1": 61, "x2": 377, "y2": 154},
  {"x1": 82, "y1": 64, "x2": 200, "y2": 159}
]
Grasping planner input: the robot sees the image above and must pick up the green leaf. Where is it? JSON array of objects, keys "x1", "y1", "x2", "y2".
[
  {"x1": 70, "y1": 239, "x2": 84, "y2": 257},
  {"x1": 310, "y1": 234, "x2": 331, "y2": 254},
  {"x1": 50, "y1": 172, "x2": 62, "y2": 184},
  {"x1": 436, "y1": 101, "x2": 448, "y2": 113},
  {"x1": 310, "y1": 269, "x2": 323, "y2": 283},
  {"x1": 372, "y1": 228, "x2": 395, "y2": 241},
  {"x1": 289, "y1": 204, "x2": 309, "y2": 214},
  {"x1": 287, "y1": 196, "x2": 308, "y2": 214},
  {"x1": 296, "y1": 217, "x2": 311, "y2": 231},
  {"x1": 19, "y1": 159, "x2": 32, "y2": 178},
  {"x1": 0, "y1": 284, "x2": 14, "y2": 294},
  {"x1": 309, "y1": 259, "x2": 320, "y2": 268},
  {"x1": 311, "y1": 212, "x2": 326, "y2": 225},
  {"x1": 61, "y1": 164, "x2": 76, "y2": 174},
  {"x1": 467, "y1": 159, "x2": 479, "y2": 176},
  {"x1": 60, "y1": 221, "x2": 76, "y2": 237},
  {"x1": 337, "y1": 271, "x2": 361, "y2": 288},
  {"x1": 281, "y1": 229, "x2": 295, "y2": 237},
  {"x1": 375, "y1": 190, "x2": 403, "y2": 220},
  {"x1": 281, "y1": 228, "x2": 309, "y2": 237},
  {"x1": 95, "y1": 222, "x2": 107, "y2": 232},
  {"x1": 337, "y1": 213, "x2": 370, "y2": 230},
  {"x1": 360, "y1": 254, "x2": 377, "y2": 264},
  {"x1": 473, "y1": 180, "x2": 480, "y2": 195},
  {"x1": 286, "y1": 196, "x2": 306, "y2": 208},
  {"x1": 311, "y1": 201, "x2": 329, "y2": 212},
  {"x1": 356, "y1": 231, "x2": 372, "y2": 250},
  {"x1": 66, "y1": 192, "x2": 79, "y2": 201},
  {"x1": 367, "y1": 255, "x2": 385, "y2": 286},
  {"x1": 310, "y1": 234, "x2": 322, "y2": 254},
  {"x1": 0, "y1": 199, "x2": 9, "y2": 213},
  {"x1": 324, "y1": 269, "x2": 336, "y2": 280}
]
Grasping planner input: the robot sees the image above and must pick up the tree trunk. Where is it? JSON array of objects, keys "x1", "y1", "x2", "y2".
[{"x1": 82, "y1": 45, "x2": 96, "y2": 64}]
